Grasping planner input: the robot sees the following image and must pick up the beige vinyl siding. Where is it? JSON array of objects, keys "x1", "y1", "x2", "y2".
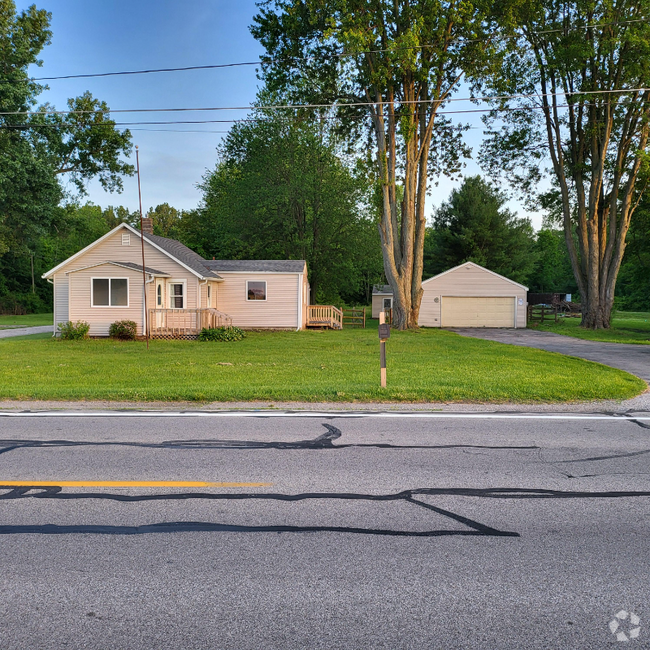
[
  {"x1": 372, "y1": 293, "x2": 393, "y2": 319},
  {"x1": 216, "y1": 273, "x2": 299, "y2": 329},
  {"x1": 302, "y1": 274, "x2": 309, "y2": 329},
  {"x1": 61, "y1": 228, "x2": 199, "y2": 336},
  {"x1": 53, "y1": 272, "x2": 69, "y2": 332},
  {"x1": 68, "y1": 265, "x2": 144, "y2": 336},
  {"x1": 419, "y1": 264, "x2": 527, "y2": 328}
]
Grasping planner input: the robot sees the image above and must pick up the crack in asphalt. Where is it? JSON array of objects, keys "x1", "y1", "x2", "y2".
[{"x1": 0, "y1": 424, "x2": 539, "y2": 455}]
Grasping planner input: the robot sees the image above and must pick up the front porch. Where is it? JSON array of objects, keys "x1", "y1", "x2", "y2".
[{"x1": 148, "y1": 308, "x2": 233, "y2": 339}]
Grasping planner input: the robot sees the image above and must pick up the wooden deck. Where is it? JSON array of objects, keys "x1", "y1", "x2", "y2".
[
  {"x1": 306, "y1": 305, "x2": 343, "y2": 329},
  {"x1": 149, "y1": 308, "x2": 233, "y2": 338}
]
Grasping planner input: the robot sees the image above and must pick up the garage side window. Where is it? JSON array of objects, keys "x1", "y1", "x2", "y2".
[
  {"x1": 92, "y1": 278, "x2": 128, "y2": 307},
  {"x1": 383, "y1": 298, "x2": 392, "y2": 310},
  {"x1": 247, "y1": 281, "x2": 266, "y2": 301}
]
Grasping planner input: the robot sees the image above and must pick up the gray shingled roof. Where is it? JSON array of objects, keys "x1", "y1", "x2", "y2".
[
  {"x1": 373, "y1": 284, "x2": 392, "y2": 294},
  {"x1": 142, "y1": 232, "x2": 221, "y2": 279},
  {"x1": 204, "y1": 260, "x2": 306, "y2": 273},
  {"x1": 108, "y1": 261, "x2": 170, "y2": 276}
]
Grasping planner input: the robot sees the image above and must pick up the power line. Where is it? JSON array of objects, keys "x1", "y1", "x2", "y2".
[
  {"x1": 0, "y1": 103, "x2": 605, "y2": 132},
  {"x1": 1, "y1": 86, "x2": 647, "y2": 118},
  {"x1": 0, "y1": 18, "x2": 646, "y2": 85}
]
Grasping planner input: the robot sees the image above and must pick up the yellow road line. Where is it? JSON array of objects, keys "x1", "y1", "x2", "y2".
[{"x1": 0, "y1": 480, "x2": 271, "y2": 488}]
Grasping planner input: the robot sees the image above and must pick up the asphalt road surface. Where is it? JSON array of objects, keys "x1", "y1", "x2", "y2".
[{"x1": 0, "y1": 411, "x2": 649, "y2": 649}]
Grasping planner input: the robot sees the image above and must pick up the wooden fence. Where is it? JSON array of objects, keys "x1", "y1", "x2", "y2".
[
  {"x1": 527, "y1": 304, "x2": 557, "y2": 324},
  {"x1": 343, "y1": 307, "x2": 366, "y2": 328}
]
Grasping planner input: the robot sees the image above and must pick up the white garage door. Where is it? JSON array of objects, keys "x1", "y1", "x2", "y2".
[{"x1": 441, "y1": 297, "x2": 515, "y2": 328}]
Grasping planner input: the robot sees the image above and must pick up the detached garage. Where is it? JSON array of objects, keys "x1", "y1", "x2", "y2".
[
  {"x1": 418, "y1": 262, "x2": 527, "y2": 328},
  {"x1": 374, "y1": 262, "x2": 527, "y2": 328}
]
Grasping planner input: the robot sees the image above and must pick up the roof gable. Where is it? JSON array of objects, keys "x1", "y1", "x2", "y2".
[
  {"x1": 42, "y1": 223, "x2": 221, "y2": 280},
  {"x1": 421, "y1": 261, "x2": 528, "y2": 290}
]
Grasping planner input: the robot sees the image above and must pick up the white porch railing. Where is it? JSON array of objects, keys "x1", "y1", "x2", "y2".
[{"x1": 148, "y1": 308, "x2": 233, "y2": 337}]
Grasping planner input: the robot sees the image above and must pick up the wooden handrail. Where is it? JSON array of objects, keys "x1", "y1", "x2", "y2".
[
  {"x1": 149, "y1": 308, "x2": 233, "y2": 336},
  {"x1": 306, "y1": 305, "x2": 343, "y2": 329}
]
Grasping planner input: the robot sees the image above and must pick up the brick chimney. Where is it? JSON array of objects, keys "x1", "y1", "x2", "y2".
[{"x1": 141, "y1": 217, "x2": 153, "y2": 235}]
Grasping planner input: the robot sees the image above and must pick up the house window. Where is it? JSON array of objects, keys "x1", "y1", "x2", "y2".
[
  {"x1": 207, "y1": 284, "x2": 212, "y2": 307},
  {"x1": 383, "y1": 297, "x2": 392, "y2": 310},
  {"x1": 121, "y1": 233, "x2": 130, "y2": 246},
  {"x1": 168, "y1": 282, "x2": 185, "y2": 308},
  {"x1": 156, "y1": 283, "x2": 162, "y2": 307},
  {"x1": 247, "y1": 281, "x2": 266, "y2": 301},
  {"x1": 92, "y1": 278, "x2": 128, "y2": 307}
]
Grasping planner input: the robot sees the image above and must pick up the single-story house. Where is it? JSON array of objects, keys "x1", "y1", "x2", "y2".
[
  {"x1": 372, "y1": 262, "x2": 528, "y2": 328},
  {"x1": 42, "y1": 222, "x2": 311, "y2": 337}
]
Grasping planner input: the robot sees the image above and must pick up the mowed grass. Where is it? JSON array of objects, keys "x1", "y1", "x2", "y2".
[
  {"x1": 0, "y1": 313, "x2": 53, "y2": 328},
  {"x1": 0, "y1": 324, "x2": 644, "y2": 403},
  {"x1": 531, "y1": 311, "x2": 650, "y2": 344}
]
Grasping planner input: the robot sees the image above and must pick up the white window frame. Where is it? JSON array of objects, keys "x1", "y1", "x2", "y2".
[
  {"x1": 167, "y1": 279, "x2": 187, "y2": 309},
  {"x1": 246, "y1": 280, "x2": 267, "y2": 302},
  {"x1": 91, "y1": 277, "x2": 130, "y2": 308},
  {"x1": 383, "y1": 297, "x2": 393, "y2": 310}
]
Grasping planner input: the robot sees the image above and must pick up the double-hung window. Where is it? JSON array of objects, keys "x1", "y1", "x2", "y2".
[
  {"x1": 168, "y1": 282, "x2": 185, "y2": 308},
  {"x1": 92, "y1": 278, "x2": 128, "y2": 307}
]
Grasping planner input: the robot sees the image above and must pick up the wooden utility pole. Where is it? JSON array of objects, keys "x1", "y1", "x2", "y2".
[{"x1": 136, "y1": 146, "x2": 149, "y2": 350}]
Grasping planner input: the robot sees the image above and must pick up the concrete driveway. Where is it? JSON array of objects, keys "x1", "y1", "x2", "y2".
[
  {"x1": 454, "y1": 328, "x2": 650, "y2": 383},
  {"x1": 0, "y1": 326, "x2": 51, "y2": 339}
]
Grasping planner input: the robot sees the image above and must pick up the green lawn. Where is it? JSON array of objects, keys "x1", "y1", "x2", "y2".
[
  {"x1": 0, "y1": 313, "x2": 53, "y2": 329},
  {"x1": 0, "y1": 324, "x2": 644, "y2": 403},
  {"x1": 530, "y1": 311, "x2": 650, "y2": 344}
]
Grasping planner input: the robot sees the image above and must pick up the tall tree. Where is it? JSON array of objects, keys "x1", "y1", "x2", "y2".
[
  {"x1": 481, "y1": 0, "x2": 650, "y2": 328},
  {"x1": 0, "y1": 0, "x2": 134, "y2": 311},
  {"x1": 252, "y1": 0, "x2": 499, "y2": 328},
  {"x1": 193, "y1": 114, "x2": 382, "y2": 304},
  {"x1": 424, "y1": 176, "x2": 537, "y2": 285}
]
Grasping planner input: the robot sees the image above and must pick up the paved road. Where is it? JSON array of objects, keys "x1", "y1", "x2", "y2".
[
  {"x1": 0, "y1": 325, "x2": 51, "y2": 339},
  {"x1": 454, "y1": 328, "x2": 650, "y2": 383},
  {"x1": 1, "y1": 412, "x2": 649, "y2": 648}
]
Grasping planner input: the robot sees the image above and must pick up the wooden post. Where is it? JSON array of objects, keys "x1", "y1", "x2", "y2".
[{"x1": 379, "y1": 311, "x2": 387, "y2": 388}]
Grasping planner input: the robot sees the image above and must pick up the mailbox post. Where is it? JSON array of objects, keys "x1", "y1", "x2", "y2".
[{"x1": 378, "y1": 311, "x2": 390, "y2": 388}]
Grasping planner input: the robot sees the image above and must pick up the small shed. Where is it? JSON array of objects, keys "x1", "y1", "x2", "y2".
[
  {"x1": 374, "y1": 262, "x2": 528, "y2": 328},
  {"x1": 372, "y1": 284, "x2": 394, "y2": 318}
]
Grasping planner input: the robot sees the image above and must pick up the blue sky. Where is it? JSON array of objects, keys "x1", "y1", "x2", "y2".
[{"x1": 17, "y1": 0, "x2": 541, "y2": 227}]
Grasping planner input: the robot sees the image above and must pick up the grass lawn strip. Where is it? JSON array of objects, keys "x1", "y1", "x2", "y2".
[
  {"x1": 530, "y1": 311, "x2": 650, "y2": 345},
  {"x1": 0, "y1": 325, "x2": 643, "y2": 403},
  {"x1": 0, "y1": 313, "x2": 53, "y2": 329}
]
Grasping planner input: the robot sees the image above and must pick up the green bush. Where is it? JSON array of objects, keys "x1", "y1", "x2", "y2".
[
  {"x1": 109, "y1": 320, "x2": 138, "y2": 340},
  {"x1": 198, "y1": 326, "x2": 246, "y2": 342},
  {"x1": 57, "y1": 321, "x2": 90, "y2": 340}
]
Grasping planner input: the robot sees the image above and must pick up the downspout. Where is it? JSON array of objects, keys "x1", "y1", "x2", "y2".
[
  {"x1": 143, "y1": 273, "x2": 155, "y2": 337},
  {"x1": 47, "y1": 277, "x2": 55, "y2": 337},
  {"x1": 199, "y1": 279, "x2": 208, "y2": 331}
]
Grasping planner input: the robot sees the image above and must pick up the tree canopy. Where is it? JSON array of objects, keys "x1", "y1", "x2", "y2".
[
  {"x1": 424, "y1": 176, "x2": 537, "y2": 285},
  {"x1": 190, "y1": 113, "x2": 383, "y2": 304},
  {"x1": 252, "y1": 0, "x2": 501, "y2": 328},
  {"x1": 481, "y1": 0, "x2": 650, "y2": 328}
]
